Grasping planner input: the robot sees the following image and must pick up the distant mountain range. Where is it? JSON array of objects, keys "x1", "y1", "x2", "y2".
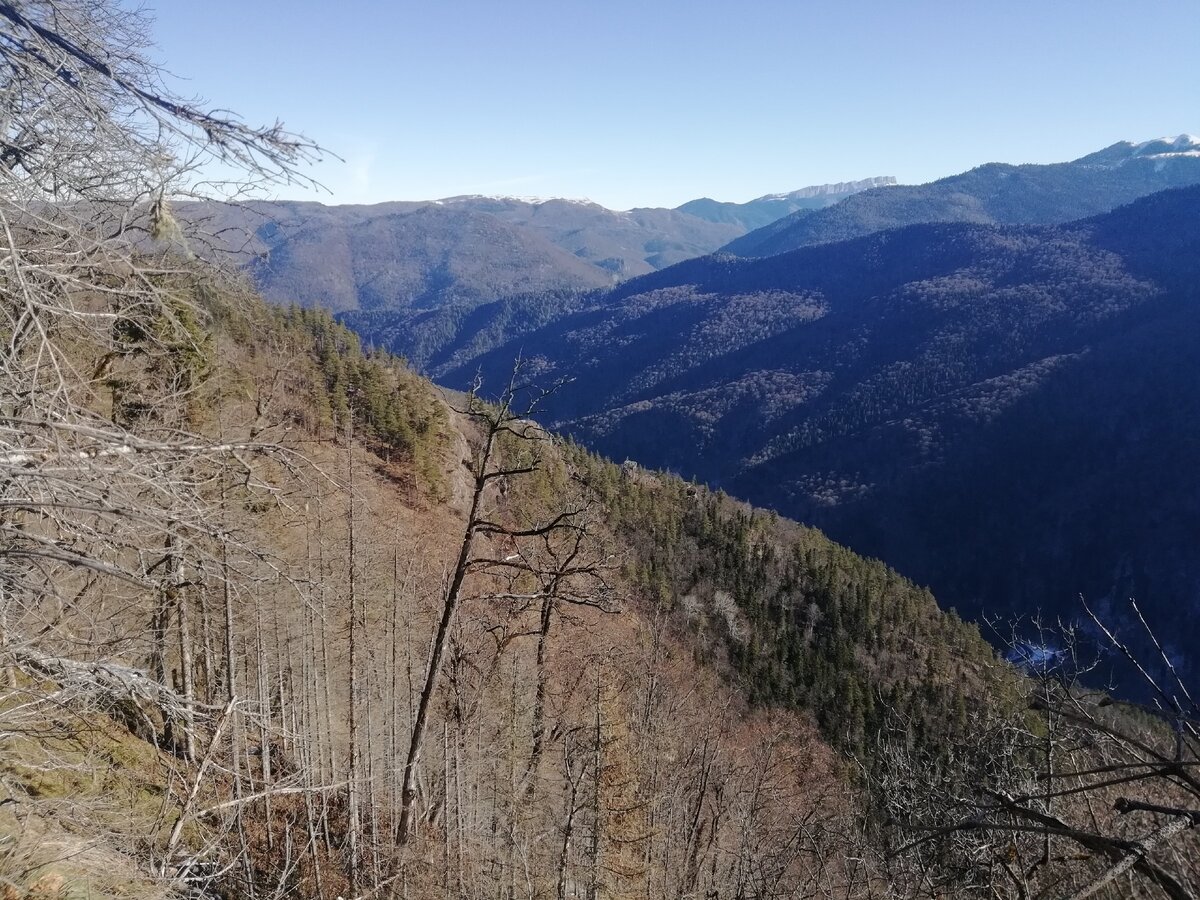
[
  {"x1": 184, "y1": 180, "x2": 887, "y2": 313},
  {"x1": 724, "y1": 135, "x2": 1200, "y2": 257},
  {"x1": 182, "y1": 199, "x2": 607, "y2": 313},
  {"x1": 358, "y1": 184, "x2": 1200, "y2": 687},
  {"x1": 676, "y1": 177, "x2": 896, "y2": 231},
  {"x1": 185, "y1": 137, "x2": 1200, "y2": 320},
  {"x1": 339, "y1": 136, "x2": 1200, "y2": 369}
]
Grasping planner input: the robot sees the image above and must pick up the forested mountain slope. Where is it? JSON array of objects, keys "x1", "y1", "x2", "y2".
[
  {"x1": 7, "y1": 3, "x2": 1199, "y2": 895},
  {"x1": 3, "y1": 6, "x2": 1003, "y2": 892},
  {"x1": 5, "y1": 275, "x2": 1015, "y2": 897},
  {"x1": 725, "y1": 135, "x2": 1200, "y2": 257},
  {"x1": 411, "y1": 186, "x2": 1200, "y2": 685},
  {"x1": 181, "y1": 199, "x2": 616, "y2": 313},
  {"x1": 435, "y1": 195, "x2": 741, "y2": 274},
  {"x1": 12, "y1": 210, "x2": 1200, "y2": 899},
  {"x1": 183, "y1": 179, "x2": 891, "y2": 317}
]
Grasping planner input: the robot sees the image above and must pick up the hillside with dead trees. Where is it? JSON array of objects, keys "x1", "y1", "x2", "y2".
[{"x1": 1, "y1": 2, "x2": 1198, "y2": 898}]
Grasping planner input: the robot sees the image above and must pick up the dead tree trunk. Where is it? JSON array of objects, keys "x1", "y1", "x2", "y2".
[
  {"x1": 395, "y1": 417, "x2": 495, "y2": 845},
  {"x1": 396, "y1": 367, "x2": 613, "y2": 850},
  {"x1": 346, "y1": 432, "x2": 362, "y2": 897},
  {"x1": 524, "y1": 595, "x2": 555, "y2": 796}
]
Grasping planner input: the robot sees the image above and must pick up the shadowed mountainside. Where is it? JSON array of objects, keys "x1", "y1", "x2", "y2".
[
  {"x1": 373, "y1": 187, "x2": 1200, "y2": 682},
  {"x1": 725, "y1": 135, "x2": 1200, "y2": 257}
]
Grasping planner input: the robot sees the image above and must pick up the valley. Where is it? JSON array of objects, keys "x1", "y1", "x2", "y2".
[
  {"x1": 347, "y1": 175, "x2": 1200, "y2": 692},
  {"x1": 2, "y1": 2, "x2": 1198, "y2": 899}
]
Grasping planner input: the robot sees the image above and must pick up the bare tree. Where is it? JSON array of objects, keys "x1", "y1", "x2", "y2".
[
  {"x1": 0, "y1": 2, "x2": 333, "y2": 891},
  {"x1": 881, "y1": 605, "x2": 1200, "y2": 899},
  {"x1": 0, "y1": 0, "x2": 322, "y2": 708},
  {"x1": 395, "y1": 365, "x2": 617, "y2": 846}
]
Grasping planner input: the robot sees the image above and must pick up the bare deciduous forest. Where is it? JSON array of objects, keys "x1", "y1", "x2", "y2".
[{"x1": 0, "y1": 2, "x2": 1197, "y2": 898}]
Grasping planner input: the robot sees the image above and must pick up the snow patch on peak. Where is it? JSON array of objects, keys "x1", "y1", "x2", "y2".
[
  {"x1": 437, "y1": 194, "x2": 601, "y2": 208},
  {"x1": 1076, "y1": 135, "x2": 1200, "y2": 167},
  {"x1": 753, "y1": 176, "x2": 897, "y2": 203},
  {"x1": 1132, "y1": 134, "x2": 1200, "y2": 154}
]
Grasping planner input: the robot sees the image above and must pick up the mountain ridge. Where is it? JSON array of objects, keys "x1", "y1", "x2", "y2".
[
  {"x1": 675, "y1": 176, "x2": 896, "y2": 230},
  {"x1": 180, "y1": 178, "x2": 890, "y2": 313},
  {"x1": 724, "y1": 135, "x2": 1200, "y2": 256}
]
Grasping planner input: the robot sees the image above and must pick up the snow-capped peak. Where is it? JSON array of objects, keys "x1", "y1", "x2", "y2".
[
  {"x1": 1075, "y1": 134, "x2": 1200, "y2": 167},
  {"x1": 436, "y1": 194, "x2": 600, "y2": 208},
  {"x1": 1130, "y1": 134, "x2": 1200, "y2": 158},
  {"x1": 752, "y1": 177, "x2": 897, "y2": 203}
]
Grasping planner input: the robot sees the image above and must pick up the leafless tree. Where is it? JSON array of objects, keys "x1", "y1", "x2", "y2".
[
  {"x1": 395, "y1": 364, "x2": 618, "y2": 847},
  {"x1": 880, "y1": 604, "x2": 1200, "y2": 899},
  {"x1": 0, "y1": 1, "x2": 330, "y2": 891},
  {"x1": 0, "y1": 0, "x2": 321, "y2": 706}
]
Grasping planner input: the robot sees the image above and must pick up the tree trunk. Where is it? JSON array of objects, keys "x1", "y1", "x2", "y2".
[
  {"x1": 396, "y1": 420, "x2": 498, "y2": 845},
  {"x1": 524, "y1": 595, "x2": 555, "y2": 796},
  {"x1": 177, "y1": 589, "x2": 196, "y2": 764},
  {"x1": 346, "y1": 438, "x2": 362, "y2": 897}
]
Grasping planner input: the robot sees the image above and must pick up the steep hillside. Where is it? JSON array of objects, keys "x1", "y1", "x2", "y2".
[
  {"x1": 725, "y1": 135, "x2": 1200, "y2": 257},
  {"x1": 411, "y1": 187, "x2": 1200, "y2": 686},
  {"x1": 7, "y1": 4, "x2": 1197, "y2": 896},
  {"x1": 3, "y1": 270, "x2": 1012, "y2": 897}
]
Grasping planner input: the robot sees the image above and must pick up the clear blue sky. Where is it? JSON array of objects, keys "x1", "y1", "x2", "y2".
[{"x1": 148, "y1": 0, "x2": 1198, "y2": 210}]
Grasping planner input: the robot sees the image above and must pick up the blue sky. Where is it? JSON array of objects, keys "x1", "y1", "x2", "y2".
[{"x1": 149, "y1": 0, "x2": 1198, "y2": 210}]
